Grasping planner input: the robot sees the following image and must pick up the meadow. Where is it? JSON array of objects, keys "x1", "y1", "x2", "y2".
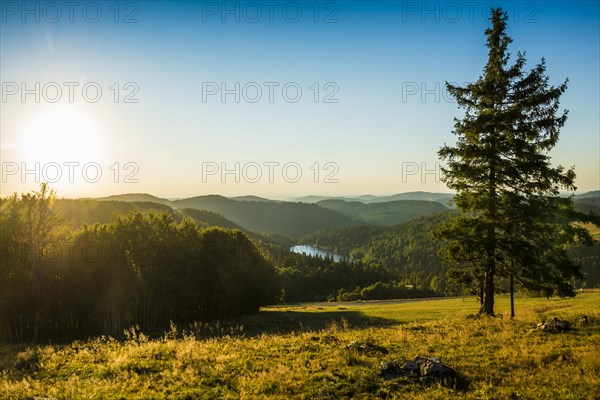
[{"x1": 1, "y1": 291, "x2": 599, "y2": 399}]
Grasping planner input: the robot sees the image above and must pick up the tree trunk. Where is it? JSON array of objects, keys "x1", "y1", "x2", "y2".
[
  {"x1": 480, "y1": 257, "x2": 495, "y2": 315},
  {"x1": 479, "y1": 282, "x2": 484, "y2": 308},
  {"x1": 33, "y1": 311, "x2": 39, "y2": 343},
  {"x1": 510, "y1": 270, "x2": 515, "y2": 319}
]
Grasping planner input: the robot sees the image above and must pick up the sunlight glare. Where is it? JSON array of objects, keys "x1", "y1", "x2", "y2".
[{"x1": 20, "y1": 106, "x2": 106, "y2": 163}]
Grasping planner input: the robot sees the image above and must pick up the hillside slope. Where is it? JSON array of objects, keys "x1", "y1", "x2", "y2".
[
  {"x1": 317, "y1": 199, "x2": 448, "y2": 226},
  {"x1": 172, "y1": 196, "x2": 357, "y2": 238}
]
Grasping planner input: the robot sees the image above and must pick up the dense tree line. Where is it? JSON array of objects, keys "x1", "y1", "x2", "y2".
[
  {"x1": 300, "y1": 225, "x2": 385, "y2": 256},
  {"x1": 300, "y1": 211, "x2": 600, "y2": 296},
  {"x1": 337, "y1": 282, "x2": 437, "y2": 302},
  {"x1": 264, "y1": 246, "x2": 392, "y2": 302},
  {"x1": 0, "y1": 185, "x2": 279, "y2": 342},
  {"x1": 570, "y1": 242, "x2": 600, "y2": 288},
  {"x1": 302, "y1": 212, "x2": 454, "y2": 293}
]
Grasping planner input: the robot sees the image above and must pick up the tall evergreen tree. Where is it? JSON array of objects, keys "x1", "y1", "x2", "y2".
[{"x1": 438, "y1": 8, "x2": 594, "y2": 315}]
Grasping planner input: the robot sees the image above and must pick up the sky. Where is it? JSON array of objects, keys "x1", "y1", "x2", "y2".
[{"x1": 1, "y1": 0, "x2": 598, "y2": 199}]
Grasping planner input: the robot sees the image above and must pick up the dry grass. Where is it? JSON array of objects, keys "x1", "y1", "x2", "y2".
[{"x1": 1, "y1": 291, "x2": 599, "y2": 399}]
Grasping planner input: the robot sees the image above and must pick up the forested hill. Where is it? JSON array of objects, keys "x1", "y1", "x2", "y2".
[
  {"x1": 55, "y1": 199, "x2": 168, "y2": 227},
  {"x1": 172, "y1": 195, "x2": 357, "y2": 238},
  {"x1": 316, "y1": 199, "x2": 448, "y2": 226},
  {"x1": 62, "y1": 191, "x2": 599, "y2": 242},
  {"x1": 54, "y1": 199, "x2": 243, "y2": 232},
  {"x1": 301, "y1": 210, "x2": 454, "y2": 260},
  {"x1": 300, "y1": 225, "x2": 387, "y2": 256},
  {"x1": 301, "y1": 210, "x2": 600, "y2": 291},
  {"x1": 180, "y1": 208, "x2": 243, "y2": 230},
  {"x1": 230, "y1": 195, "x2": 278, "y2": 203},
  {"x1": 97, "y1": 193, "x2": 173, "y2": 206},
  {"x1": 574, "y1": 192, "x2": 600, "y2": 212},
  {"x1": 294, "y1": 191, "x2": 454, "y2": 204},
  {"x1": 302, "y1": 212, "x2": 454, "y2": 291}
]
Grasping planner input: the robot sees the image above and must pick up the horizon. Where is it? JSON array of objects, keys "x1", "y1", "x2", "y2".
[
  {"x1": 47, "y1": 188, "x2": 597, "y2": 203},
  {"x1": 1, "y1": 1, "x2": 599, "y2": 198}
]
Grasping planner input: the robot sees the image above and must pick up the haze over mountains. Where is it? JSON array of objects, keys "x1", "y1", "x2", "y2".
[
  {"x1": 92, "y1": 192, "x2": 456, "y2": 237},
  {"x1": 315, "y1": 199, "x2": 448, "y2": 226},
  {"x1": 293, "y1": 192, "x2": 455, "y2": 205},
  {"x1": 55, "y1": 191, "x2": 596, "y2": 240}
]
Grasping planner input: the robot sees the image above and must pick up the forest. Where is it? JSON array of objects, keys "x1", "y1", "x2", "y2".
[
  {"x1": 0, "y1": 185, "x2": 280, "y2": 342},
  {"x1": 1, "y1": 183, "x2": 598, "y2": 343}
]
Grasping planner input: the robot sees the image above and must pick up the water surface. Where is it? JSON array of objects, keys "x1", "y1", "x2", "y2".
[{"x1": 290, "y1": 244, "x2": 345, "y2": 262}]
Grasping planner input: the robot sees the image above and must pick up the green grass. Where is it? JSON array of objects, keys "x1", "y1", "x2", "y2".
[{"x1": 1, "y1": 291, "x2": 599, "y2": 399}]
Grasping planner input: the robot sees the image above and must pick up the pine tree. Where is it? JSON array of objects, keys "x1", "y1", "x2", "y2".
[{"x1": 438, "y1": 8, "x2": 595, "y2": 316}]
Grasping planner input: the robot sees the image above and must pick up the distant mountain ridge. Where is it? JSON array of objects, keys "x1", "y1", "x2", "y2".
[
  {"x1": 294, "y1": 191, "x2": 454, "y2": 205},
  {"x1": 55, "y1": 199, "x2": 240, "y2": 230},
  {"x1": 230, "y1": 195, "x2": 279, "y2": 203},
  {"x1": 97, "y1": 193, "x2": 173, "y2": 206},
  {"x1": 80, "y1": 190, "x2": 598, "y2": 238},
  {"x1": 171, "y1": 195, "x2": 356, "y2": 238},
  {"x1": 93, "y1": 190, "x2": 599, "y2": 205},
  {"x1": 316, "y1": 199, "x2": 448, "y2": 226},
  {"x1": 574, "y1": 190, "x2": 600, "y2": 199}
]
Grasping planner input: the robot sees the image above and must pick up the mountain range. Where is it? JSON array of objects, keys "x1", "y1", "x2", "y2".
[{"x1": 63, "y1": 190, "x2": 599, "y2": 239}]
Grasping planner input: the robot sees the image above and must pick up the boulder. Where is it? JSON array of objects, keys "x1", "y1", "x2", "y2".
[
  {"x1": 539, "y1": 317, "x2": 570, "y2": 332},
  {"x1": 378, "y1": 360, "x2": 403, "y2": 379},
  {"x1": 377, "y1": 355, "x2": 466, "y2": 389}
]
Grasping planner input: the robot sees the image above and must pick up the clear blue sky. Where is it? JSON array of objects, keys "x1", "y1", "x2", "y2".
[{"x1": 1, "y1": 1, "x2": 598, "y2": 198}]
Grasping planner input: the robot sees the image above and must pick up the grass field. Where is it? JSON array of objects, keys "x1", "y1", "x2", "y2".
[{"x1": 1, "y1": 291, "x2": 599, "y2": 399}]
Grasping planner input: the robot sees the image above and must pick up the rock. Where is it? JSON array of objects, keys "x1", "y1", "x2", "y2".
[
  {"x1": 376, "y1": 355, "x2": 466, "y2": 389},
  {"x1": 540, "y1": 317, "x2": 570, "y2": 332},
  {"x1": 378, "y1": 361, "x2": 403, "y2": 379},
  {"x1": 417, "y1": 357, "x2": 445, "y2": 377},
  {"x1": 401, "y1": 361, "x2": 419, "y2": 375}
]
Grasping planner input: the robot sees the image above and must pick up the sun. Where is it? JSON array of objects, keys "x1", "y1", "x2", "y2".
[{"x1": 20, "y1": 106, "x2": 106, "y2": 163}]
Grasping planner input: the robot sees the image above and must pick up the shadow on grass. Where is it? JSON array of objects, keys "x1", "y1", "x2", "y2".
[{"x1": 228, "y1": 309, "x2": 400, "y2": 337}]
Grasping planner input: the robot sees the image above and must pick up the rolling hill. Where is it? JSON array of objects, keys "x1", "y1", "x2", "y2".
[
  {"x1": 574, "y1": 192, "x2": 600, "y2": 212},
  {"x1": 76, "y1": 190, "x2": 598, "y2": 238},
  {"x1": 55, "y1": 199, "x2": 244, "y2": 232},
  {"x1": 97, "y1": 193, "x2": 174, "y2": 206},
  {"x1": 55, "y1": 199, "x2": 138, "y2": 227},
  {"x1": 294, "y1": 192, "x2": 454, "y2": 205},
  {"x1": 230, "y1": 196, "x2": 278, "y2": 203},
  {"x1": 172, "y1": 195, "x2": 357, "y2": 238},
  {"x1": 316, "y1": 199, "x2": 448, "y2": 226},
  {"x1": 180, "y1": 208, "x2": 243, "y2": 230}
]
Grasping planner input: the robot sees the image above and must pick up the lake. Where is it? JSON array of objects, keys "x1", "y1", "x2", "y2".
[{"x1": 289, "y1": 244, "x2": 346, "y2": 262}]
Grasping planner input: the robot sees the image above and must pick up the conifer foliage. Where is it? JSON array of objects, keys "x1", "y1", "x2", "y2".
[{"x1": 438, "y1": 8, "x2": 595, "y2": 315}]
